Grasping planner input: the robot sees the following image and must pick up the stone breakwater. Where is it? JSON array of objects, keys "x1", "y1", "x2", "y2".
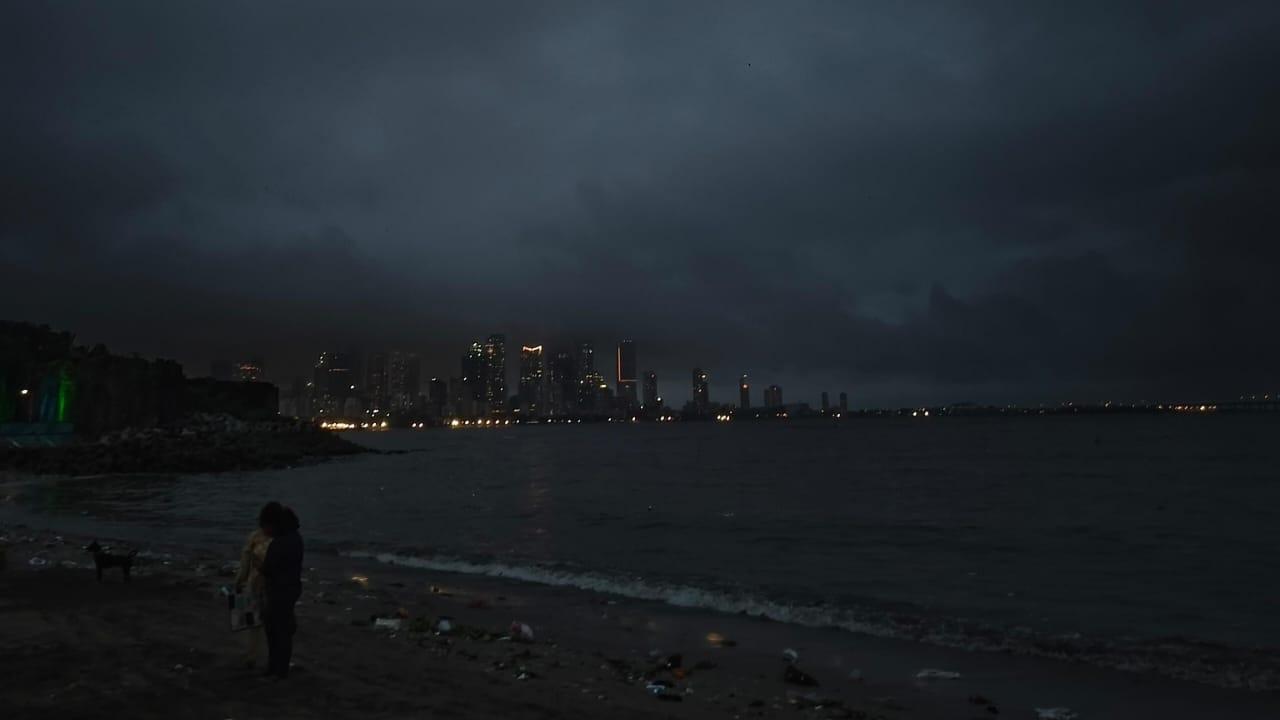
[{"x1": 0, "y1": 414, "x2": 368, "y2": 475}]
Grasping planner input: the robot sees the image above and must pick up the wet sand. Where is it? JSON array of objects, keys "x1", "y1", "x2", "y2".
[{"x1": 2, "y1": 524, "x2": 1278, "y2": 720}]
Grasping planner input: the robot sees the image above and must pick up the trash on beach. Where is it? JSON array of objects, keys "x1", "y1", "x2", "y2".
[
  {"x1": 350, "y1": 575, "x2": 369, "y2": 589},
  {"x1": 783, "y1": 664, "x2": 819, "y2": 686},
  {"x1": 28, "y1": 557, "x2": 48, "y2": 567},
  {"x1": 645, "y1": 679, "x2": 683, "y2": 702},
  {"x1": 373, "y1": 618, "x2": 403, "y2": 631},
  {"x1": 706, "y1": 632, "x2": 737, "y2": 648},
  {"x1": 782, "y1": 647, "x2": 800, "y2": 664},
  {"x1": 436, "y1": 617, "x2": 453, "y2": 634},
  {"x1": 509, "y1": 621, "x2": 534, "y2": 642},
  {"x1": 1035, "y1": 708, "x2": 1078, "y2": 720},
  {"x1": 915, "y1": 668, "x2": 962, "y2": 680}
]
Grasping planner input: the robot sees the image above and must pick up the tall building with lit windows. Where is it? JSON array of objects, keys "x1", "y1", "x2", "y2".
[
  {"x1": 691, "y1": 368, "x2": 710, "y2": 414},
  {"x1": 764, "y1": 384, "x2": 783, "y2": 408},
  {"x1": 550, "y1": 351, "x2": 576, "y2": 414},
  {"x1": 312, "y1": 351, "x2": 355, "y2": 417},
  {"x1": 483, "y1": 334, "x2": 506, "y2": 414},
  {"x1": 387, "y1": 351, "x2": 420, "y2": 411},
  {"x1": 576, "y1": 343, "x2": 595, "y2": 408},
  {"x1": 615, "y1": 340, "x2": 637, "y2": 409},
  {"x1": 519, "y1": 345, "x2": 545, "y2": 414},
  {"x1": 236, "y1": 358, "x2": 264, "y2": 382},
  {"x1": 738, "y1": 374, "x2": 750, "y2": 410},
  {"x1": 461, "y1": 341, "x2": 484, "y2": 403},
  {"x1": 642, "y1": 371, "x2": 659, "y2": 408}
]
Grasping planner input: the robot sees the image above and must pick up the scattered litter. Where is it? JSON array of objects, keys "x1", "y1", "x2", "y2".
[
  {"x1": 28, "y1": 557, "x2": 48, "y2": 567},
  {"x1": 350, "y1": 575, "x2": 369, "y2": 589},
  {"x1": 915, "y1": 668, "x2": 962, "y2": 680},
  {"x1": 510, "y1": 621, "x2": 534, "y2": 642},
  {"x1": 782, "y1": 648, "x2": 800, "y2": 664},
  {"x1": 436, "y1": 617, "x2": 453, "y2": 634},
  {"x1": 1035, "y1": 709, "x2": 1078, "y2": 720},
  {"x1": 705, "y1": 632, "x2": 737, "y2": 648},
  {"x1": 784, "y1": 664, "x2": 819, "y2": 686},
  {"x1": 645, "y1": 679, "x2": 683, "y2": 702},
  {"x1": 373, "y1": 618, "x2": 403, "y2": 631}
]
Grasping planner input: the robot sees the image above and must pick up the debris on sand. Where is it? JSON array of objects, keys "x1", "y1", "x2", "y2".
[
  {"x1": 784, "y1": 664, "x2": 820, "y2": 686},
  {"x1": 915, "y1": 668, "x2": 961, "y2": 680},
  {"x1": 509, "y1": 621, "x2": 534, "y2": 642}
]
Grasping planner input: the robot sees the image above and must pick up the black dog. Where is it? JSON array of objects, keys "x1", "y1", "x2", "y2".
[{"x1": 85, "y1": 541, "x2": 138, "y2": 582}]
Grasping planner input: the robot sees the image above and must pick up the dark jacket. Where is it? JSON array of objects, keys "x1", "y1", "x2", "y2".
[{"x1": 261, "y1": 525, "x2": 304, "y2": 605}]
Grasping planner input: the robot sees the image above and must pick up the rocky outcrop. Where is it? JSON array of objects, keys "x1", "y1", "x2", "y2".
[{"x1": 0, "y1": 414, "x2": 367, "y2": 475}]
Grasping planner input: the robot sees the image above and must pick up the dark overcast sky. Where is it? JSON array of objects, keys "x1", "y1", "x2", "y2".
[{"x1": 3, "y1": 1, "x2": 1278, "y2": 406}]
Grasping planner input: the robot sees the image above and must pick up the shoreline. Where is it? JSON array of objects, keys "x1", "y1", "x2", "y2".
[
  {"x1": 0, "y1": 418, "x2": 369, "y2": 476},
  {"x1": 3, "y1": 521, "x2": 1278, "y2": 719}
]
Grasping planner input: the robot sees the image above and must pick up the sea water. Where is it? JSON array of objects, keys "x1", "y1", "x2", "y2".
[{"x1": 7, "y1": 414, "x2": 1280, "y2": 686}]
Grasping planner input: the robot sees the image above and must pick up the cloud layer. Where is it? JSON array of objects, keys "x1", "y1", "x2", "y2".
[{"x1": 3, "y1": 2, "x2": 1278, "y2": 405}]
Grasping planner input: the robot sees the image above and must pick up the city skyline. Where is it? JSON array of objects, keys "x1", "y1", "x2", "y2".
[{"x1": 287, "y1": 336, "x2": 838, "y2": 421}]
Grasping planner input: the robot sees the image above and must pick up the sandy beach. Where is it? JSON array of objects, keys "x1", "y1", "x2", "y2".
[{"x1": 3, "y1": 522, "x2": 1278, "y2": 720}]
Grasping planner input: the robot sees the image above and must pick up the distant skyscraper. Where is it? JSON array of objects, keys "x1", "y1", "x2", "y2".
[
  {"x1": 519, "y1": 345, "x2": 546, "y2": 414},
  {"x1": 461, "y1": 341, "x2": 484, "y2": 402},
  {"x1": 642, "y1": 370, "x2": 659, "y2": 408},
  {"x1": 739, "y1": 374, "x2": 750, "y2": 410},
  {"x1": 764, "y1": 384, "x2": 783, "y2": 408},
  {"x1": 576, "y1": 343, "x2": 596, "y2": 409},
  {"x1": 550, "y1": 351, "x2": 576, "y2": 414},
  {"x1": 236, "y1": 358, "x2": 264, "y2": 382},
  {"x1": 483, "y1": 334, "x2": 506, "y2": 413},
  {"x1": 839, "y1": 392, "x2": 848, "y2": 413},
  {"x1": 577, "y1": 343, "x2": 594, "y2": 381},
  {"x1": 692, "y1": 368, "x2": 710, "y2": 413},
  {"x1": 365, "y1": 352, "x2": 388, "y2": 411},
  {"x1": 821, "y1": 392, "x2": 829, "y2": 413},
  {"x1": 615, "y1": 340, "x2": 637, "y2": 409},
  {"x1": 423, "y1": 377, "x2": 447, "y2": 419},
  {"x1": 388, "y1": 351, "x2": 420, "y2": 411},
  {"x1": 580, "y1": 370, "x2": 608, "y2": 413},
  {"x1": 313, "y1": 351, "x2": 355, "y2": 417}
]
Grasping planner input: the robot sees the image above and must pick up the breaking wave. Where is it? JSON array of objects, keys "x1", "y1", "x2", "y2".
[{"x1": 344, "y1": 549, "x2": 1280, "y2": 691}]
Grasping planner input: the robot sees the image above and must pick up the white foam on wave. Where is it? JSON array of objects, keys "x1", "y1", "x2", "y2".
[
  {"x1": 342, "y1": 550, "x2": 894, "y2": 637},
  {"x1": 341, "y1": 549, "x2": 1280, "y2": 690}
]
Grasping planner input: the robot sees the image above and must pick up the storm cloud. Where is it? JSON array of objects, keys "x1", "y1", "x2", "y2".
[{"x1": 2, "y1": 1, "x2": 1278, "y2": 405}]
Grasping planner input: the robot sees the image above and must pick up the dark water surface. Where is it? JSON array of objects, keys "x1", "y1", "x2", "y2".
[{"x1": 6, "y1": 415, "x2": 1279, "y2": 682}]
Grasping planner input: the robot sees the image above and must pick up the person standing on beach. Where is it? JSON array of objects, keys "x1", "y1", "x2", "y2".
[
  {"x1": 258, "y1": 502, "x2": 304, "y2": 679},
  {"x1": 233, "y1": 522, "x2": 272, "y2": 668}
]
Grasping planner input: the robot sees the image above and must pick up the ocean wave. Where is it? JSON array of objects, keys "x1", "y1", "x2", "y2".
[{"x1": 343, "y1": 549, "x2": 1280, "y2": 691}]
